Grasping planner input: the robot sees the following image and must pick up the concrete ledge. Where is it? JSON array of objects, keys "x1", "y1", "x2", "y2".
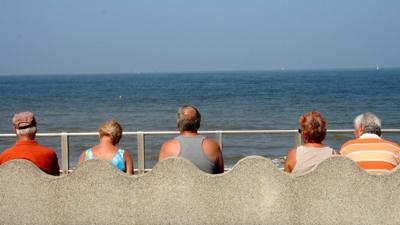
[{"x1": 1, "y1": 156, "x2": 400, "y2": 225}]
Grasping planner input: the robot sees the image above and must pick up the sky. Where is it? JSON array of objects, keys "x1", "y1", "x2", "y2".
[{"x1": 0, "y1": 0, "x2": 399, "y2": 75}]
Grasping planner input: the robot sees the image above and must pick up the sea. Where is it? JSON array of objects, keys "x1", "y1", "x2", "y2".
[{"x1": 0, "y1": 69, "x2": 399, "y2": 170}]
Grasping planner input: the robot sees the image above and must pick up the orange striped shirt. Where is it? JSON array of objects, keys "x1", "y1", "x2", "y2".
[{"x1": 340, "y1": 134, "x2": 400, "y2": 175}]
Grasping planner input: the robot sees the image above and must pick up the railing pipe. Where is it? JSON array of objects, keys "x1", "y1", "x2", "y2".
[
  {"x1": 295, "y1": 132, "x2": 302, "y2": 147},
  {"x1": 1, "y1": 129, "x2": 399, "y2": 174},
  {"x1": 60, "y1": 132, "x2": 69, "y2": 174},
  {"x1": 1, "y1": 129, "x2": 399, "y2": 138},
  {"x1": 217, "y1": 131, "x2": 223, "y2": 150},
  {"x1": 137, "y1": 132, "x2": 145, "y2": 175}
]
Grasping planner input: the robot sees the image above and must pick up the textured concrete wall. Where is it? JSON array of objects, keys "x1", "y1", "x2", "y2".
[{"x1": 1, "y1": 156, "x2": 400, "y2": 225}]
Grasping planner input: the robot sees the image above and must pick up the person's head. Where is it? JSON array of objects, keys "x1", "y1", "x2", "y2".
[
  {"x1": 299, "y1": 111, "x2": 327, "y2": 144},
  {"x1": 353, "y1": 112, "x2": 381, "y2": 138},
  {"x1": 12, "y1": 112, "x2": 37, "y2": 140},
  {"x1": 176, "y1": 105, "x2": 201, "y2": 132},
  {"x1": 98, "y1": 119, "x2": 123, "y2": 145}
]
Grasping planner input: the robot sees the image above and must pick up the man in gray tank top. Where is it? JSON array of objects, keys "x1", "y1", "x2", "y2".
[{"x1": 159, "y1": 105, "x2": 224, "y2": 174}]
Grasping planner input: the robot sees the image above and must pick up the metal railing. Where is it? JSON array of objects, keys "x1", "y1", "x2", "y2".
[{"x1": 1, "y1": 129, "x2": 400, "y2": 174}]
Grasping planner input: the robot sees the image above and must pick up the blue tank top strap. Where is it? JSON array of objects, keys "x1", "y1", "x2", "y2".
[
  {"x1": 84, "y1": 148, "x2": 94, "y2": 160},
  {"x1": 111, "y1": 149, "x2": 126, "y2": 172}
]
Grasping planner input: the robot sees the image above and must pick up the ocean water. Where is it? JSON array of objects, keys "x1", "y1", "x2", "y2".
[{"x1": 0, "y1": 69, "x2": 399, "y2": 169}]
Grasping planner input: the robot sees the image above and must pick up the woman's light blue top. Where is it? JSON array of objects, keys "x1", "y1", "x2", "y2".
[{"x1": 84, "y1": 148, "x2": 126, "y2": 172}]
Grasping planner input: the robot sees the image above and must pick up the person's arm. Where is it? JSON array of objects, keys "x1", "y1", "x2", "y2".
[
  {"x1": 124, "y1": 150, "x2": 134, "y2": 175},
  {"x1": 284, "y1": 148, "x2": 297, "y2": 173},
  {"x1": 203, "y1": 138, "x2": 224, "y2": 173},
  {"x1": 78, "y1": 151, "x2": 86, "y2": 164},
  {"x1": 397, "y1": 144, "x2": 400, "y2": 164},
  {"x1": 50, "y1": 152, "x2": 60, "y2": 176},
  {"x1": 217, "y1": 148, "x2": 224, "y2": 173},
  {"x1": 159, "y1": 139, "x2": 180, "y2": 161}
]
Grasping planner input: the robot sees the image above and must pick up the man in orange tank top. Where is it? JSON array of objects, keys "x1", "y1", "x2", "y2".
[
  {"x1": 0, "y1": 112, "x2": 60, "y2": 175},
  {"x1": 340, "y1": 112, "x2": 400, "y2": 175}
]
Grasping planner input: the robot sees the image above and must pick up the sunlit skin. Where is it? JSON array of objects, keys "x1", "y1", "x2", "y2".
[{"x1": 354, "y1": 126, "x2": 364, "y2": 138}]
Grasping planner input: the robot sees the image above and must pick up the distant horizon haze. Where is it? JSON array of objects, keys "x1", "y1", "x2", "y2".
[{"x1": 0, "y1": 66, "x2": 399, "y2": 76}]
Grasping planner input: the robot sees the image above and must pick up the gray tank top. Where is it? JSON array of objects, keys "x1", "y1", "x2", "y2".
[
  {"x1": 292, "y1": 145, "x2": 334, "y2": 174},
  {"x1": 175, "y1": 135, "x2": 219, "y2": 174}
]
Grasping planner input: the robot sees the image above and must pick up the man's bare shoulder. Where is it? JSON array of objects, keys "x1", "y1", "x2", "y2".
[
  {"x1": 202, "y1": 138, "x2": 221, "y2": 153},
  {"x1": 159, "y1": 139, "x2": 180, "y2": 160},
  {"x1": 162, "y1": 139, "x2": 180, "y2": 150},
  {"x1": 203, "y1": 138, "x2": 219, "y2": 149},
  {"x1": 202, "y1": 137, "x2": 224, "y2": 172}
]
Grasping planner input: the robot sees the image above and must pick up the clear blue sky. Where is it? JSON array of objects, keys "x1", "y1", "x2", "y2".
[{"x1": 1, "y1": 0, "x2": 399, "y2": 75}]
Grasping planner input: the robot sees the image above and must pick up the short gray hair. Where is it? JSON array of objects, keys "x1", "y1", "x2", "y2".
[
  {"x1": 176, "y1": 105, "x2": 201, "y2": 131},
  {"x1": 354, "y1": 112, "x2": 381, "y2": 136},
  {"x1": 15, "y1": 126, "x2": 37, "y2": 136}
]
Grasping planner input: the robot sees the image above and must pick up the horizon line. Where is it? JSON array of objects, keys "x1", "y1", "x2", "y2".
[{"x1": 1, "y1": 66, "x2": 399, "y2": 76}]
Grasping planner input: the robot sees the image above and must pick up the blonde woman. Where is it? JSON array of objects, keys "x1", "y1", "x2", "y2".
[{"x1": 79, "y1": 119, "x2": 133, "y2": 174}]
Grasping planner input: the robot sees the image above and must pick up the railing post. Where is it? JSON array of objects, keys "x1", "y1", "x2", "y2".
[
  {"x1": 61, "y1": 132, "x2": 69, "y2": 174},
  {"x1": 295, "y1": 131, "x2": 302, "y2": 147},
  {"x1": 217, "y1": 131, "x2": 223, "y2": 150},
  {"x1": 137, "y1": 132, "x2": 145, "y2": 175}
]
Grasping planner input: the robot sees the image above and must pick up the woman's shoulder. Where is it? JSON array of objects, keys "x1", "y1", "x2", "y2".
[
  {"x1": 117, "y1": 148, "x2": 129, "y2": 159},
  {"x1": 84, "y1": 148, "x2": 94, "y2": 157},
  {"x1": 287, "y1": 148, "x2": 297, "y2": 158}
]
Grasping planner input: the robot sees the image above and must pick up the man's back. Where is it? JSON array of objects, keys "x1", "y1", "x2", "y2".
[
  {"x1": 341, "y1": 134, "x2": 400, "y2": 174},
  {"x1": 159, "y1": 135, "x2": 224, "y2": 174},
  {"x1": 175, "y1": 135, "x2": 222, "y2": 174},
  {"x1": 0, "y1": 140, "x2": 60, "y2": 175}
]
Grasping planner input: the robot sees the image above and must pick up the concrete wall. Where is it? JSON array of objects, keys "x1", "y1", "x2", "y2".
[{"x1": 1, "y1": 156, "x2": 400, "y2": 225}]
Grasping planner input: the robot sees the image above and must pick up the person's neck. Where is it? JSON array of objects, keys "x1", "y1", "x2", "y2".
[
  {"x1": 359, "y1": 133, "x2": 381, "y2": 139},
  {"x1": 17, "y1": 135, "x2": 35, "y2": 142},
  {"x1": 303, "y1": 142, "x2": 325, "y2": 147},
  {"x1": 98, "y1": 137, "x2": 115, "y2": 147},
  {"x1": 180, "y1": 130, "x2": 198, "y2": 136}
]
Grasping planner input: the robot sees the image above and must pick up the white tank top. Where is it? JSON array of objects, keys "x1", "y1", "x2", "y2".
[{"x1": 292, "y1": 145, "x2": 334, "y2": 174}]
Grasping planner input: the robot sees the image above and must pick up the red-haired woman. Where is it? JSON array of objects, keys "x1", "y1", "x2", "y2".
[{"x1": 284, "y1": 112, "x2": 337, "y2": 173}]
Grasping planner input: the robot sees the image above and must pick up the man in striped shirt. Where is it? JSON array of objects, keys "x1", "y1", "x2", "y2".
[{"x1": 341, "y1": 112, "x2": 400, "y2": 175}]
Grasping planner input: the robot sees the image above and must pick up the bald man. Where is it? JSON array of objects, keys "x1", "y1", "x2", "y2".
[{"x1": 159, "y1": 105, "x2": 224, "y2": 174}]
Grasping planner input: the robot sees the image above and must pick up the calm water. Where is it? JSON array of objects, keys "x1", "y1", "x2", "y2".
[{"x1": 0, "y1": 69, "x2": 399, "y2": 168}]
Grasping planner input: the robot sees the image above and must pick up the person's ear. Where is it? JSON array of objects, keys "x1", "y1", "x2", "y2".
[{"x1": 354, "y1": 126, "x2": 364, "y2": 138}]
